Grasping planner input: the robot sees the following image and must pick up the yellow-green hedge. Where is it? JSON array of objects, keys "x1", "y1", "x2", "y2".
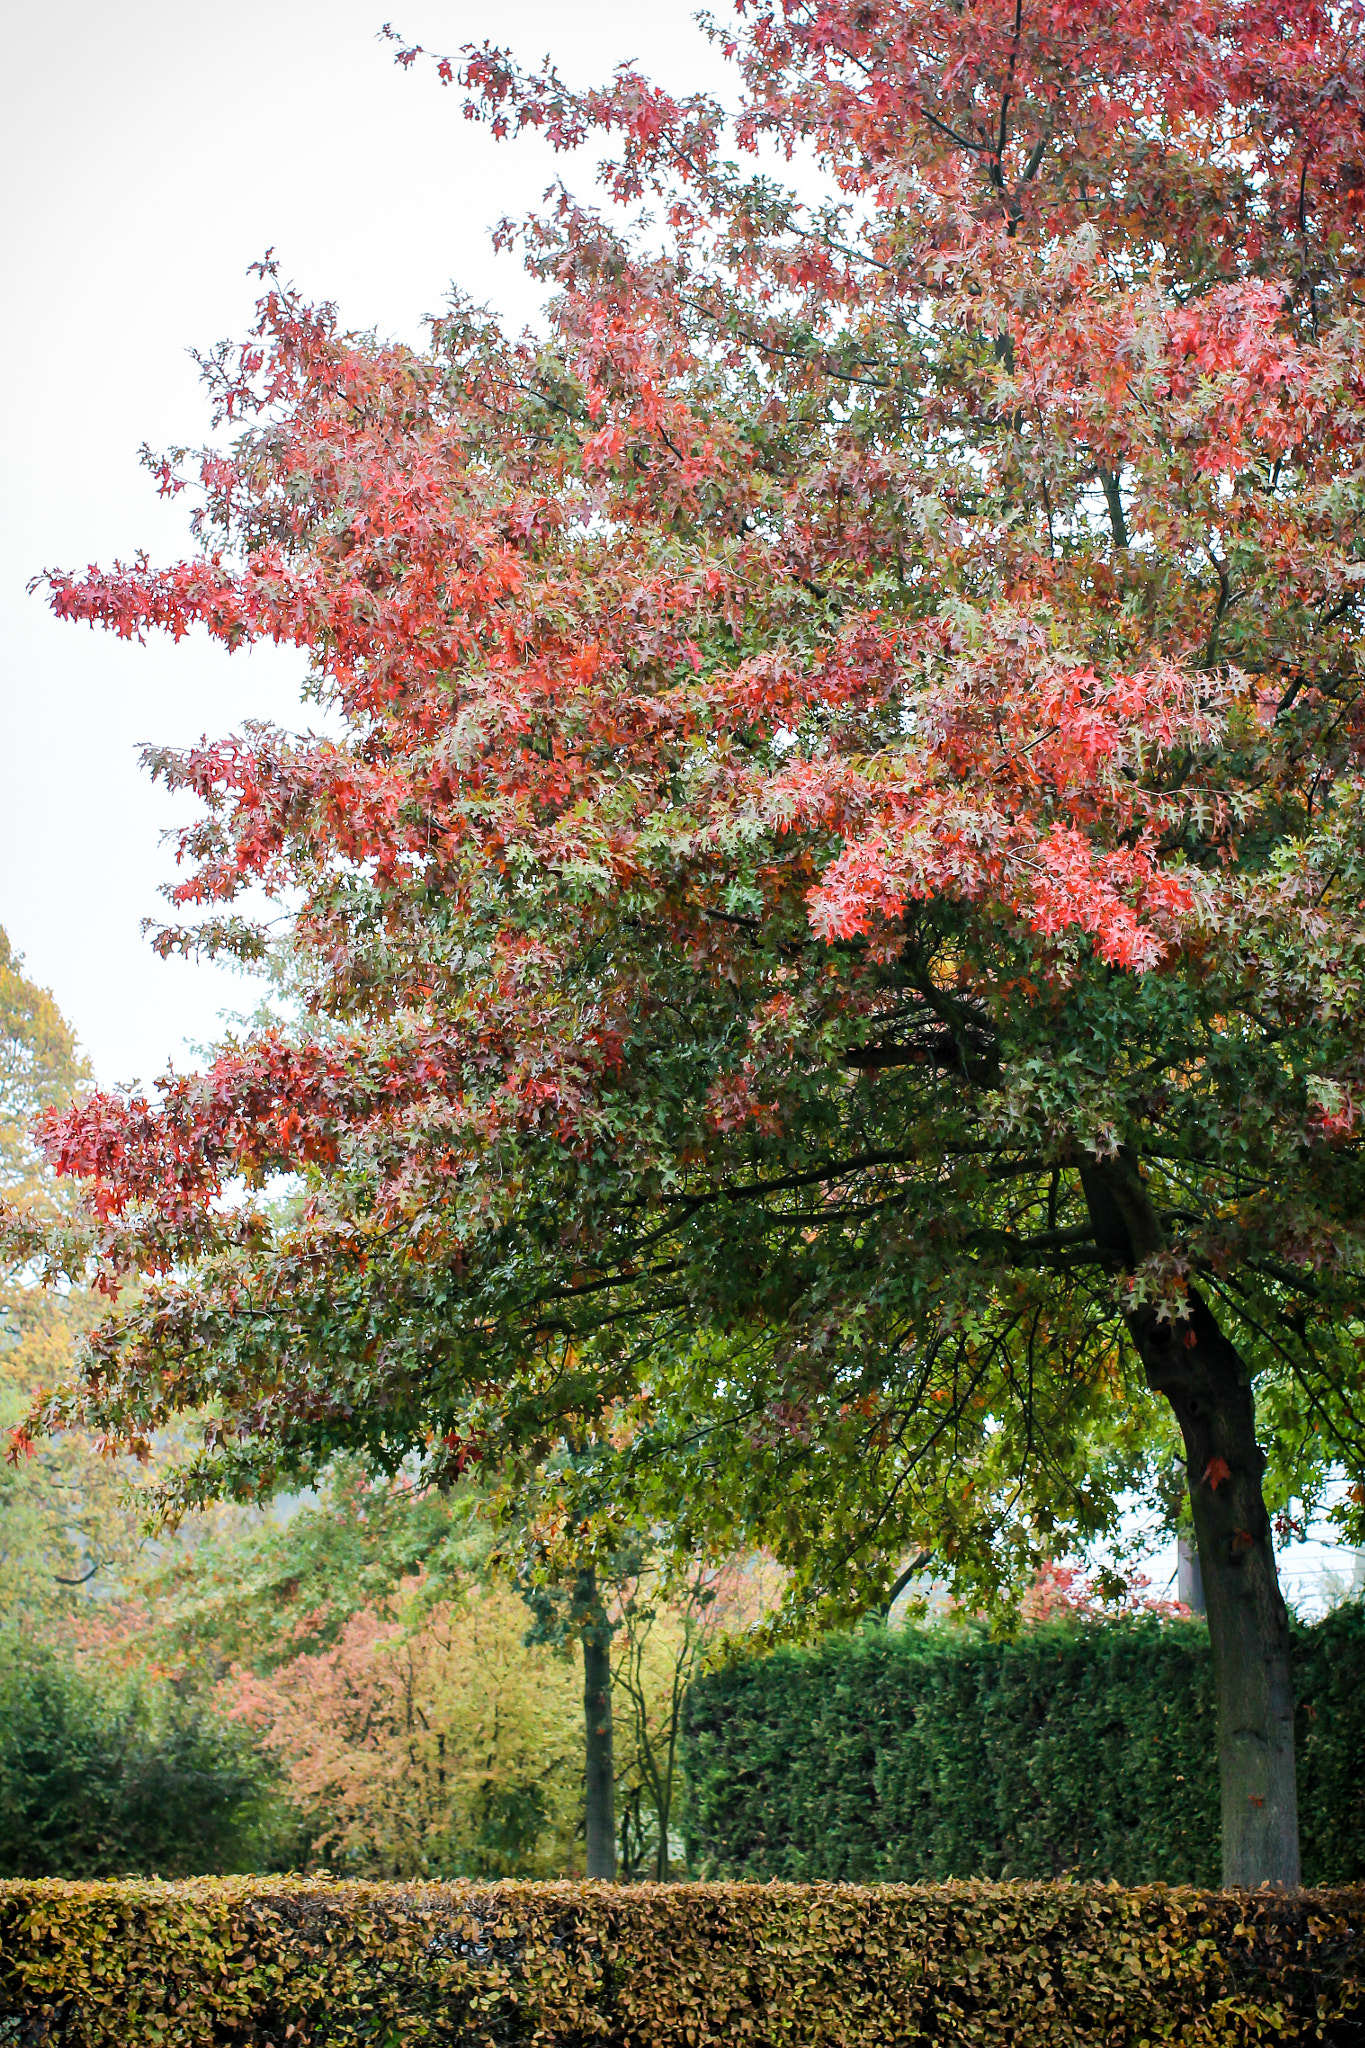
[{"x1": 0, "y1": 1878, "x2": 1361, "y2": 2047}]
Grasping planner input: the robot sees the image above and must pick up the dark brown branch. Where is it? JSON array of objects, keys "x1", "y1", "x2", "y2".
[{"x1": 1098, "y1": 467, "x2": 1129, "y2": 549}]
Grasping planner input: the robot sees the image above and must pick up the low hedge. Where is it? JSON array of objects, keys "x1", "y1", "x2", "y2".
[
  {"x1": 1, "y1": 1878, "x2": 1362, "y2": 2047},
  {"x1": 681, "y1": 1606, "x2": 1365, "y2": 1885}
]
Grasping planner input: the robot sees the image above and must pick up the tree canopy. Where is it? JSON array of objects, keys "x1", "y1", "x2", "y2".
[{"x1": 13, "y1": 0, "x2": 1365, "y2": 1882}]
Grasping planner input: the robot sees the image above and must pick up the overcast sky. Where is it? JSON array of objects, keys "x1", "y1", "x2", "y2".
[{"x1": 2, "y1": 0, "x2": 726, "y2": 1089}]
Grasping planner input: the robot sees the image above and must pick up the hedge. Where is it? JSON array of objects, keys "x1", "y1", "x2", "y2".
[
  {"x1": 681, "y1": 1605, "x2": 1365, "y2": 1886},
  {"x1": 0, "y1": 1877, "x2": 1362, "y2": 2047}
]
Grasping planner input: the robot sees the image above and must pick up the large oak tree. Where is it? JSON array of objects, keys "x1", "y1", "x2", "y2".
[{"x1": 12, "y1": 0, "x2": 1365, "y2": 1885}]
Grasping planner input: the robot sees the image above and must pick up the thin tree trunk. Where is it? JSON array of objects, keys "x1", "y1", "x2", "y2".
[
  {"x1": 1081, "y1": 1155, "x2": 1300, "y2": 1888},
  {"x1": 577, "y1": 1564, "x2": 616, "y2": 1880}
]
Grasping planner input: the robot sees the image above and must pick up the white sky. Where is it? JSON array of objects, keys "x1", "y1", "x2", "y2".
[{"x1": 1, "y1": 0, "x2": 726, "y2": 1089}]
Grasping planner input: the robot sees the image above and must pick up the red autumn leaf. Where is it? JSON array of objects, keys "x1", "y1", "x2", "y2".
[{"x1": 1203, "y1": 1456, "x2": 1233, "y2": 1492}]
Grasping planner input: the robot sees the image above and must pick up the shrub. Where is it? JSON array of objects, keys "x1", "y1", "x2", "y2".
[
  {"x1": 0, "y1": 1641, "x2": 276, "y2": 1879},
  {"x1": 681, "y1": 1606, "x2": 1365, "y2": 1886},
  {"x1": 0, "y1": 1877, "x2": 1361, "y2": 2048}
]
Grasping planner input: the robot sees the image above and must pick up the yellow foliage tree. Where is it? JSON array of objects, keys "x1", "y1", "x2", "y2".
[
  {"x1": 0, "y1": 929, "x2": 148, "y2": 1626},
  {"x1": 0, "y1": 927, "x2": 87, "y2": 1215}
]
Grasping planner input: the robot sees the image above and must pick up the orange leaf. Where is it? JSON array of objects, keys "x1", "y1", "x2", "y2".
[{"x1": 1202, "y1": 1455, "x2": 1232, "y2": 1491}]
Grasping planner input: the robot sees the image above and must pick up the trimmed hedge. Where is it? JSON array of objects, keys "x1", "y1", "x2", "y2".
[
  {"x1": 0, "y1": 1877, "x2": 1362, "y2": 2047},
  {"x1": 682, "y1": 1606, "x2": 1365, "y2": 1886}
]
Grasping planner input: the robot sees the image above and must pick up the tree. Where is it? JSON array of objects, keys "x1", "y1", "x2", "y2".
[
  {"x1": 520, "y1": 1558, "x2": 618, "y2": 1879},
  {"x1": 217, "y1": 1570, "x2": 586, "y2": 1878},
  {"x1": 0, "y1": 1285, "x2": 145, "y2": 1623},
  {"x1": 609, "y1": 1548, "x2": 779, "y2": 1881},
  {"x1": 0, "y1": 928, "x2": 87, "y2": 1215},
  {"x1": 16, "y1": 0, "x2": 1365, "y2": 1886},
  {"x1": 0, "y1": 931, "x2": 135, "y2": 1616}
]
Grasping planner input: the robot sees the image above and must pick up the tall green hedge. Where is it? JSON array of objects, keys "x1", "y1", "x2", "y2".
[
  {"x1": 681, "y1": 1604, "x2": 1365, "y2": 1886},
  {"x1": 1, "y1": 1878, "x2": 1362, "y2": 2047}
]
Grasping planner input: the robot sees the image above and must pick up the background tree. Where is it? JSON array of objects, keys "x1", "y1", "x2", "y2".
[
  {"x1": 139, "y1": 1462, "x2": 580, "y2": 1876},
  {"x1": 0, "y1": 1286, "x2": 144, "y2": 1622},
  {"x1": 0, "y1": 928, "x2": 87, "y2": 1216},
  {"x1": 610, "y1": 1548, "x2": 779, "y2": 1881},
  {"x1": 218, "y1": 1566, "x2": 586, "y2": 1878},
  {"x1": 15, "y1": 0, "x2": 1365, "y2": 1888},
  {"x1": 147, "y1": 1463, "x2": 756, "y2": 1879},
  {"x1": 0, "y1": 932, "x2": 140, "y2": 1616}
]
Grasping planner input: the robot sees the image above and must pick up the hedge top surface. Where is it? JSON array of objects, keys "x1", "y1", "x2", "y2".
[{"x1": 2, "y1": 1877, "x2": 1362, "y2": 2048}]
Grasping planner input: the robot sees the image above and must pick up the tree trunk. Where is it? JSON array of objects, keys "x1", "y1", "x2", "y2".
[
  {"x1": 1081, "y1": 1155, "x2": 1300, "y2": 1888},
  {"x1": 1177, "y1": 1534, "x2": 1205, "y2": 1614},
  {"x1": 577, "y1": 1564, "x2": 616, "y2": 1880}
]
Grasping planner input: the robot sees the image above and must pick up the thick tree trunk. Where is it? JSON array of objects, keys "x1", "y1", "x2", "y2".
[
  {"x1": 1081, "y1": 1156, "x2": 1300, "y2": 1888},
  {"x1": 577, "y1": 1564, "x2": 616, "y2": 1880}
]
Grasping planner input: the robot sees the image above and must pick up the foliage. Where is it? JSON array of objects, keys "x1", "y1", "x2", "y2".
[
  {"x1": 0, "y1": 928, "x2": 87, "y2": 1218},
  {"x1": 0, "y1": 921, "x2": 168, "y2": 1650},
  {"x1": 682, "y1": 1604, "x2": 1365, "y2": 1886},
  {"x1": 115, "y1": 1462, "x2": 582, "y2": 1878},
  {"x1": 2, "y1": 1877, "x2": 1363, "y2": 2048},
  {"x1": 217, "y1": 1572, "x2": 587, "y2": 1880},
  {"x1": 0, "y1": 932, "x2": 122, "y2": 1617},
  {"x1": 137, "y1": 1462, "x2": 758, "y2": 1880},
  {"x1": 609, "y1": 1549, "x2": 778, "y2": 1880},
  {"x1": 140, "y1": 1459, "x2": 480, "y2": 1682},
  {"x1": 0, "y1": 1288, "x2": 148, "y2": 1628},
  {"x1": 14, "y1": 0, "x2": 1365, "y2": 1886},
  {"x1": 15, "y1": 0, "x2": 1365, "y2": 1607},
  {"x1": 0, "y1": 1637, "x2": 274, "y2": 1880},
  {"x1": 1292, "y1": 1599, "x2": 1365, "y2": 1889},
  {"x1": 1, "y1": 1400, "x2": 772, "y2": 1884},
  {"x1": 0, "y1": 943, "x2": 274, "y2": 1879}
]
